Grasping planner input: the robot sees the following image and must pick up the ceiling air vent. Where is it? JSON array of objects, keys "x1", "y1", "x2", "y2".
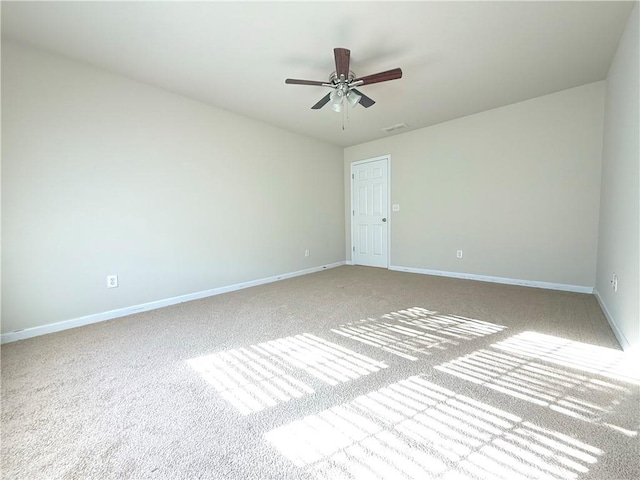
[{"x1": 381, "y1": 122, "x2": 408, "y2": 133}]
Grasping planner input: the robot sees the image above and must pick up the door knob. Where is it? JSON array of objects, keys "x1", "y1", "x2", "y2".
[{"x1": 382, "y1": 218, "x2": 387, "y2": 222}]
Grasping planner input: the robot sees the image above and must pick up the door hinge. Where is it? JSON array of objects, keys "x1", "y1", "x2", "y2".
[
  {"x1": 353, "y1": 246, "x2": 355, "y2": 252},
  {"x1": 352, "y1": 174, "x2": 354, "y2": 179},
  {"x1": 352, "y1": 210, "x2": 355, "y2": 216}
]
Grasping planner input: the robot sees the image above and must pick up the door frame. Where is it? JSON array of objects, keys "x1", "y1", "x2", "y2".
[{"x1": 350, "y1": 155, "x2": 391, "y2": 268}]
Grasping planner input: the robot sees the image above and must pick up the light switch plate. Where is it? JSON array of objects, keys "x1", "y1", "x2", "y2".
[{"x1": 392, "y1": 204, "x2": 400, "y2": 211}]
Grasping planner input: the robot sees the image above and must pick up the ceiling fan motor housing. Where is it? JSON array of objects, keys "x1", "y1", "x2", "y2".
[{"x1": 330, "y1": 71, "x2": 357, "y2": 98}]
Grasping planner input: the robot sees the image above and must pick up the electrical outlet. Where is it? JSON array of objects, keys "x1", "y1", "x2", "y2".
[
  {"x1": 107, "y1": 275, "x2": 118, "y2": 288},
  {"x1": 456, "y1": 250, "x2": 463, "y2": 259},
  {"x1": 305, "y1": 249, "x2": 310, "y2": 257}
]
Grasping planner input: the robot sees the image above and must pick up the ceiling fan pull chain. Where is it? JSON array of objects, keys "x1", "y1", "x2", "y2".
[{"x1": 342, "y1": 104, "x2": 345, "y2": 130}]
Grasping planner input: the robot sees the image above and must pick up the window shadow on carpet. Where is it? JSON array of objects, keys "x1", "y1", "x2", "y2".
[
  {"x1": 187, "y1": 333, "x2": 388, "y2": 415},
  {"x1": 435, "y1": 331, "x2": 640, "y2": 437},
  {"x1": 265, "y1": 375, "x2": 602, "y2": 480},
  {"x1": 331, "y1": 307, "x2": 506, "y2": 360}
]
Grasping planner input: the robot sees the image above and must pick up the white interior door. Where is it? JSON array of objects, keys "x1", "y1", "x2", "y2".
[{"x1": 351, "y1": 157, "x2": 389, "y2": 268}]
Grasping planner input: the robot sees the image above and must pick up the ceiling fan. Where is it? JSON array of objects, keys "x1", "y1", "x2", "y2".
[{"x1": 285, "y1": 48, "x2": 403, "y2": 112}]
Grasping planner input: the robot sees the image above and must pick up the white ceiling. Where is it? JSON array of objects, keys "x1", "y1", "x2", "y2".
[{"x1": 1, "y1": 1, "x2": 635, "y2": 147}]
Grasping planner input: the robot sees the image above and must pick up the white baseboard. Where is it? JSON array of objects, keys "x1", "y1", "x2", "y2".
[
  {"x1": 1, "y1": 261, "x2": 346, "y2": 344},
  {"x1": 593, "y1": 288, "x2": 630, "y2": 351},
  {"x1": 388, "y1": 265, "x2": 594, "y2": 294}
]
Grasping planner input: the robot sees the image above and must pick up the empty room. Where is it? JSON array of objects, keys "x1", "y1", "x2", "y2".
[{"x1": 1, "y1": 2, "x2": 638, "y2": 479}]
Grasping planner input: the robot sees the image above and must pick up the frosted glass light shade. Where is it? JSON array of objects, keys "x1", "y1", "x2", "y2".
[
  {"x1": 347, "y1": 90, "x2": 361, "y2": 107},
  {"x1": 330, "y1": 89, "x2": 343, "y2": 112}
]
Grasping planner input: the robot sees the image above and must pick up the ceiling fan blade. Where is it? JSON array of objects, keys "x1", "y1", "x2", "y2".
[
  {"x1": 285, "y1": 78, "x2": 327, "y2": 86},
  {"x1": 352, "y1": 89, "x2": 375, "y2": 108},
  {"x1": 311, "y1": 93, "x2": 331, "y2": 110},
  {"x1": 334, "y1": 48, "x2": 350, "y2": 79},
  {"x1": 353, "y1": 68, "x2": 403, "y2": 86}
]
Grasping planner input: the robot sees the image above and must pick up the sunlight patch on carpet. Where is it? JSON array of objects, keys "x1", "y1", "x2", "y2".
[
  {"x1": 331, "y1": 307, "x2": 506, "y2": 360},
  {"x1": 492, "y1": 331, "x2": 639, "y2": 386},
  {"x1": 266, "y1": 375, "x2": 600, "y2": 479},
  {"x1": 436, "y1": 332, "x2": 639, "y2": 436},
  {"x1": 187, "y1": 333, "x2": 388, "y2": 414}
]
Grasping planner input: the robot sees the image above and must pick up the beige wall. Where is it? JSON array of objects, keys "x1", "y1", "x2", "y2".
[
  {"x1": 596, "y1": 5, "x2": 639, "y2": 351},
  {"x1": 1, "y1": 42, "x2": 345, "y2": 334},
  {"x1": 345, "y1": 82, "x2": 606, "y2": 288}
]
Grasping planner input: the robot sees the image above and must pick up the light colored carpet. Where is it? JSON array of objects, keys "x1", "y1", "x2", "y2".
[{"x1": 1, "y1": 266, "x2": 638, "y2": 479}]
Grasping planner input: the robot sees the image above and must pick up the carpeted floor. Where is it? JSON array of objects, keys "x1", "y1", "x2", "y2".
[{"x1": 1, "y1": 266, "x2": 638, "y2": 479}]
